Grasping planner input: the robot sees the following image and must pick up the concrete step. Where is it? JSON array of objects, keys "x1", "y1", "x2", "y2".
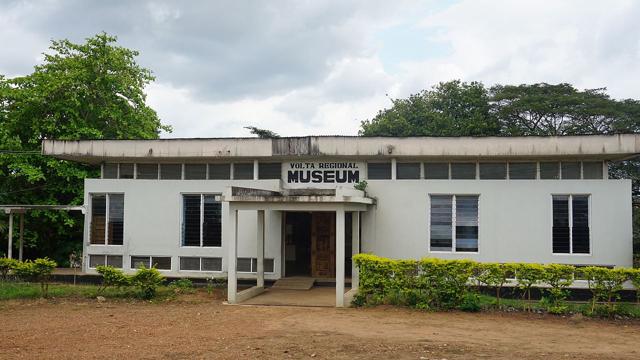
[{"x1": 272, "y1": 277, "x2": 315, "y2": 290}]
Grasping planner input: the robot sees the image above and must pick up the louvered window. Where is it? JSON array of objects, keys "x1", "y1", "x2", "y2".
[
  {"x1": 258, "y1": 163, "x2": 282, "y2": 179},
  {"x1": 130, "y1": 256, "x2": 171, "y2": 270},
  {"x1": 424, "y1": 163, "x2": 449, "y2": 179},
  {"x1": 89, "y1": 255, "x2": 123, "y2": 268},
  {"x1": 582, "y1": 161, "x2": 603, "y2": 179},
  {"x1": 367, "y1": 163, "x2": 392, "y2": 179},
  {"x1": 182, "y1": 194, "x2": 222, "y2": 247},
  {"x1": 119, "y1": 164, "x2": 135, "y2": 179},
  {"x1": 160, "y1": 164, "x2": 182, "y2": 179},
  {"x1": 450, "y1": 163, "x2": 476, "y2": 179},
  {"x1": 233, "y1": 163, "x2": 254, "y2": 179},
  {"x1": 136, "y1": 164, "x2": 158, "y2": 179},
  {"x1": 103, "y1": 163, "x2": 118, "y2": 179},
  {"x1": 540, "y1": 162, "x2": 560, "y2": 179},
  {"x1": 430, "y1": 195, "x2": 479, "y2": 252},
  {"x1": 561, "y1": 162, "x2": 581, "y2": 179},
  {"x1": 236, "y1": 258, "x2": 275, "y2": 273},
  {"x1": 479, "y1": 163, "x2": 506, "y2": 179},
  {"x1": 180, "y1": 257, "x2": 223, "y2": 272},
  {"x1": 209, "y1": 164, "x2": 231, "y2": 179},
  {"x1": 508, "y1": 162, "x2": 537, "y2": 179},
  {"x1": 185, "y1": 164, "x2": 207, "y2": 179},
  {"x1": 552, "y1": 195, "x2": 590, "y2": 254},
  {"x1": 90, "y1": 194, "x2": 124, "y2": 245},
  {"x1": 396, "y1": 163, "x2": 420, "y2": 179}
]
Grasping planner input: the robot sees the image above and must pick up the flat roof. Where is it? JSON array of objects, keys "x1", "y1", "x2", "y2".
[{"x1": 41, "y1": 134, "x2": 640, "y2": 164}]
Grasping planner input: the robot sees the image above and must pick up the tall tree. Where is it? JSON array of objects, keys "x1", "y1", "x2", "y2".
[
  {"x1": 359, "y1": 80, "x2": 500, "y2": 137},
  {"x1": 0, "y1": 33, "x2": 171, "y2": 263}
]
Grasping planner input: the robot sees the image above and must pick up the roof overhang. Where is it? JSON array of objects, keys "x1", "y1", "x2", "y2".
[
  {"x1": 222, "y1": 186, "x2": 375, "y2": 206},
  {"x1": 42, "y1": 134, "x2": 640, "y2": 164},
  {"x1": 1, "y1": 205, "x2": 85, "y2": 214}
]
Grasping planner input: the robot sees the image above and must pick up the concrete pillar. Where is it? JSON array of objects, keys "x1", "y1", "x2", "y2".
[
  {"x1": 391, "y1": 158, "x2": 397, "y2": 180},
  {"x1": 257, "y1": 210, "x2": 265, "y2": 288},
  {"x1": 19, "y1": 213, "x2": 24, "y2": 261},
  {"x1": 7, "y1": 212, "x2": 13, "y2": 259},
  {"x1": 253, "y1": 160, "x2": 259, "y2": 180},
  {"x1": 335, "y1": 208, "x2": 345, "y2": 307},
  {"x1": 351, "y1": 211, "x2": 360, "y2": 290},
  {"x1": 227, "y1": 208, "x2": 238, "y2": 304}
]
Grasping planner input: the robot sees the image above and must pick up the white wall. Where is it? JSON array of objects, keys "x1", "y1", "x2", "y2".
[
  {"x1": 361, "y1": 179, "x2": 633, "y2": 267},
  {"x1": 83, "y1": 179, "x2": 282, "y2": 279},
  {"x1": 83, "y1": 177, "x2": 634, "y2": 280}
]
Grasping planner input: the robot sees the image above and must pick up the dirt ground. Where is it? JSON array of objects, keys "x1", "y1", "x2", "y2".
[{"x1": 1, "y1": 292, "x2": 639, "y2": 360}]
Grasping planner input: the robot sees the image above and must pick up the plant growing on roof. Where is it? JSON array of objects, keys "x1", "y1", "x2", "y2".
[{"x1": 354, "y1": 180, "x2": 368, "y2": 192}]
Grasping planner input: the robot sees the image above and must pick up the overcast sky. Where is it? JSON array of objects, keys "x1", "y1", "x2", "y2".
[{"x1": 1, "y1": 0, "x2": 639, "y2": 138}]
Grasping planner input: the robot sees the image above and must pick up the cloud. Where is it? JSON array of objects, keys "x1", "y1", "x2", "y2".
[{"x1": 1, "y1": 0, "x2": 639, "y2": 138}]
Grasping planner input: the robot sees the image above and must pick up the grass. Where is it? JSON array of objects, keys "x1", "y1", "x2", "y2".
[{"x1": 0, "y1": 281, "x2": 177, "y2": 301}]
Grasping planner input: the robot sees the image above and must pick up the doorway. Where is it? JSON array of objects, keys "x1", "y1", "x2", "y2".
[{"x1": 283, "y1": 211, "x2": 352, "y2": 279}]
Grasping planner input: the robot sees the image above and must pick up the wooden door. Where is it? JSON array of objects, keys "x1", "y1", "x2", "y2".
[{"x1": 311, "y1": 212, "x2": 335, "y2": 278}]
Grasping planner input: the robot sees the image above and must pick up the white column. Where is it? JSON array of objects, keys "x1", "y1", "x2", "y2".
[
  {"x1": 335, "y1": 208, "x2": 345, "y2": 307},
  {"x1": 351, "y1": 211, "x2": 360, "y2": 290},
  {"x1": 253, "y1": 160, "x2": 259, "y2": 180},
  {"x1": 256, "y1": 210, "x2": 265, "y2": 288},
  {"x1": 19, "y1": 213, "x2": 24, "y2": 261},
  {"x1": 391, "y1": 158, "x2": 397, "y2": 180},
  {"x1": 227, "y1": 208, "x2": 238, "y2": 304},
  {"x1": 7, "y1": 212, "x2": 13, "y2": 259}
]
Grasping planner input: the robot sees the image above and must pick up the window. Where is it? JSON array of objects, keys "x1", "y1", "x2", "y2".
[
  {"x1": 179, "y1": 257, "x2": 223, "y2": 272},
  {"x1": 130, "y1": 256, "x2": 171, "y2": 270},
  {"x1": 540, "y1": 162, "x2": 560, "y2": 179},
  {"x1": 450, "y1": 163, "x2": 476, "y2": 179},
  {"x1": 209, "y1": 164, "x2": 231, "y2": 179},
  {"x1": 88, "y1": 255, "x2": 123, "y2": 268},
  {"x1": 479, "y1": 163, "x2": 506, "y2": 180},
  {"x1": 90, "y1": 194, "x2": 124, "y2": 245},
  {"x1": 258, "y1": 163, "x2": 281, "y2": 179},
  {"x1": 160, "y1": 164, "x2": 182, "y2": 179},
  {"x1": 396, "y1": 163, "x2": 420, "y2": 179},
  {"x1": 119, "y1": 164, "x2": 134, "y2": 179},
  {"x1": 561, "y1": 162, "x2": 581, "y2": 179},
  {"x1": 185, "y1": 164, "x2": 207, "y2": 179},
  {"x1": 233, "y1": 163, "x2": 254, "y2": 179},
  {"x1": 429, "y1": 195, "x2": 479, "y2": 252},
  {"x1": 182, "y1": 194, "x2": 222, "y2": 247},
  {"x1": 137, "y1": 164, "x2": 158, "y2": 179},
  {"x1": 103, "y1": 164, "x2": 118, "y2": 179},
  {"x1": 367, "y1": 162, "x2": 391, "y2": 179},
  {"x1": 582, "y1": 161, "x2": 603, "y2": 179},
  {"x1": 552, "y1": 195, "x2": 590, "y2": 254},
  {"x1": 237, "y1": 257, "x2": 275, "y2": 273},
  {"x1": 424, "y1": 163, "x2": 449, "y2": 179},
  {"x1": 509, "y1": 162, "x2": 537, "y2": 179}
]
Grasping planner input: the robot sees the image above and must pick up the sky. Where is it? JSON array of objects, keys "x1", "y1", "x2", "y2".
[{"x1": 1, "y1": 0, "x2": 639, "y2": 138}]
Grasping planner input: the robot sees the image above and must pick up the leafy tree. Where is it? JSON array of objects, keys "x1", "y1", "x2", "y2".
[
  {"x1": 360, "y1": 80, "x2": 500, "y2": 137},
  {"x1": 244, "y1": 126, "x2": 279, "y2": 138},
  {"x1": 0, "y1": 33, "x2": 171, "y2": 263}
]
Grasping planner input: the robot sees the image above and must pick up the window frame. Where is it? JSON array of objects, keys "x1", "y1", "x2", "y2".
[
  {"x1": 428, "y1": 194, "x2": 480, "y2": 254},
  {"x1": 89, "y1": 193, "x2": 125, "y2": 246},
  {"x1": 88, "y1": 254, "x2": 123, "y2": 269},
  {"x1": 130, "y1": 255, "x2": 172, "y2": 271},
  {"x1": 366, "y1": 162, "x2": 392, "y2": 180},
  {"x1": 236, "y1": 257, "x2": 276, "y2": 273},
  {"x1": 180, "y1": 193, "x2": 222, "y2": 248},
  {"x1": 551, "y1": 194, "x2": 592, "y2": 256},
  {"x1": 178, "y1": 256, "x2": 224, "y2": 272}
]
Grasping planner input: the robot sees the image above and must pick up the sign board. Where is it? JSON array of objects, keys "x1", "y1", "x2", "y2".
[{"x1": 283, "y1": 161, "x2": 363, "y2": 188}]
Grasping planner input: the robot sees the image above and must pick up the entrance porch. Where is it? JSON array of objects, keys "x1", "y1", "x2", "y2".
[{"x1": 222, "y1": 186, "x2": 374, "y2": 307}]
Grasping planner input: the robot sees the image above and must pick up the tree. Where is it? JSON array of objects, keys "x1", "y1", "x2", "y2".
[
  {"x1": 0, "y1": 33, "x2": 171, "y2": 263},
  {"x1": 244, "y1": 126, "x2": 279, "y2": 138},
  {"x1": 359, "y1": 80, "x2": 500, "y2": 137}
]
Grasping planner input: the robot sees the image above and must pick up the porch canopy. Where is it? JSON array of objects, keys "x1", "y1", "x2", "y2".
[
  {"x1": 222, "y1": 186, "x2": 374, "y2": 307},
  {"x1": 1, "y1": 205, "x2": 85, "y2": 260}
]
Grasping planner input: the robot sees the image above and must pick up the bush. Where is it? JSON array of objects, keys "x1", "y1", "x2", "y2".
[
  {"x1": 476, "y1": 263, "x2": 514, "y2": 307},
  {"x1": 418, "y1": 258, "x2": 476, "y2": 309},
  {"x1": 12, "y1": 258, "x2": 57, "y2": 297},
  {"x1": 514, "y1": 263, "x2": 546, "y2": 311},
  {"x1": 131, "y1": 266, "x2": 165, "y2": 299},
  {"x1": 96, "y1": 265, "x2": 130, "y2": 292},
  {"x1": 541, "y1": 264, "x2": 574, "y2": 311},
  {"x1": 626, "y1": 268, "x2": 640, "y2": 304},
  {"x1": 583, "y1": 267, "x2": 628, "y2": 315},
  {"x1": 169, "y1": 278, "x2": 194, "y2": 294},
  {"x1": 459, "y1": 292, "x2": 481, "y2": 312},
  {"x1": 0, "y1": 257, "x2": 19, "y2": 280}
]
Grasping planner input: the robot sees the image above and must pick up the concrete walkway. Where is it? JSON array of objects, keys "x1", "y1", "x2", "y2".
[{"x1": 240, "y1": 287, "x2": 351, "y2": 307}]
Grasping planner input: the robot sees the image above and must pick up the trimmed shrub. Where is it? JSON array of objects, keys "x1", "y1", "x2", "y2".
[
  {"x1": 541, "y1": 264, "x2": 575, "y2": 313},
  {"x1": 626, "y1": 268, "x2": 640, "y2": 304},
  {"x1": 12, "y1": 258, "x2": 57, "y2": 297},
  {"x1": 418, "y1": 258, "x2": 476, "y2": 309},
  {"x1": 96, "y1": 265, "x2": 130, "y2": 292},
  {"x1": 476, "y1": 263, "x2": 514, "y2": 307},
  {"x1": 582, "y1": 267, "x2": 628, "y2": 316},
  {"x1": 514, "y1": 263, "x2": 546, "y2": 311},
  {"x1": 0, "y1": 257, "x2": 19, "y2": 280},
  {"x1": 131, "y1": 266, "x2": 165, "y2": 299}
]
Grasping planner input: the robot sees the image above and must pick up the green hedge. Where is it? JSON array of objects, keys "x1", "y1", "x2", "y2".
[{"x1": 353, "y1": 254, "x2": 640, "y2": 315}]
